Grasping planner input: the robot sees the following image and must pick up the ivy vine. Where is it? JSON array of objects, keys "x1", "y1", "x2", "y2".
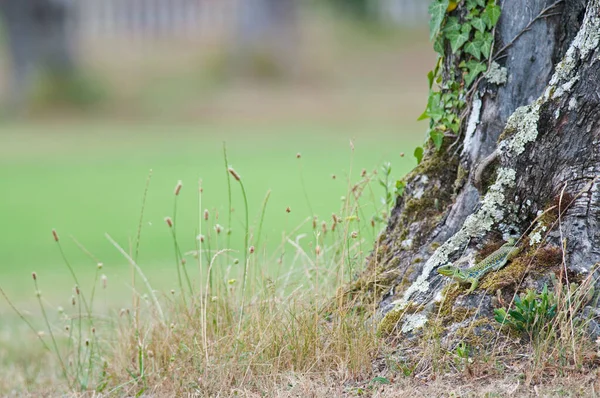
[{"x1": 415, "y1": 0, "x2": 501, "y2": 162}]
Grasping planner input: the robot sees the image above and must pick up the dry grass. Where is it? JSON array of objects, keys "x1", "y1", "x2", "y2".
[{"x1": 1, "y1": 155, "x2": 599, "y2": 398}]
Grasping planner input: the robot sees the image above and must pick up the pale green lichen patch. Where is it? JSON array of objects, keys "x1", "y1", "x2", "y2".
[{"x1": 484, "y1": 62, "x2": 508, "y2": 85}]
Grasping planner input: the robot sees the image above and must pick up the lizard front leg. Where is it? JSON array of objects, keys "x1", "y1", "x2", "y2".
[{"x1": 466, "y1": 278, "x2": 478, "y2": 294}]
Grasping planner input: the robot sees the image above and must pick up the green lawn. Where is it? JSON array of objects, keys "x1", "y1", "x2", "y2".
[{"x1": 0, "y1": 120, "x2": 423, "y2": 305}]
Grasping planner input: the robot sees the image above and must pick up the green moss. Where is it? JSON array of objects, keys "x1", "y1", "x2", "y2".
[
  {"x1": 378, "y1": 308, "x2": 404, "y2": 336},
  {"x1": 438, "y1": 283, "x2": 464, "y2": 319},
  {"x1": 453, "y1": 164, "x2": 468, "y2": 193},
  {"x1": 454, "y1": 317, "x2": 498, "y2": 346}
]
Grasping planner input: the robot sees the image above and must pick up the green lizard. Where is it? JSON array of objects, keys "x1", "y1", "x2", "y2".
[{"x1": 437, "y1": 238, "x2": 521, "y2": 294}]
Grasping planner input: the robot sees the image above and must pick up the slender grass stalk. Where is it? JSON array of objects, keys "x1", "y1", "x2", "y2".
[
  {"x1": 254, "y1": 189, "x2": 271, "y2": 256},
  {"x1": 32, "y1": 277, "x2": 70, "y2": 387},
  {"x1": 105, "y1": 233, "x2": 165, "y2": 324},
  {"x1": 228, "y1": 167, "x2": 250, "y2": 335},
  {"x1": 223, "y1": 143, "x2": 233, "y2": 249},
  {"x1": 52, "y1": 231, "x2": 91, "y2": 317},
  {"x1": 132, "y1": 169, "x2": 152, "y2": 322}
]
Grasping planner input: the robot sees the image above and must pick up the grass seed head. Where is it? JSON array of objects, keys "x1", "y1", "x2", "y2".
[
  {"x1": 174, "y1": 180, "x2": 182, "y2": 196},
  {"x1": 249, "y1": 246, "x2": 255, "y2": 254},
  {"x1": 286, "y1": 207, "x2": 291, "y2": 213},
  {"x1": 164, "y1": 217, "x2": 173, "y2": 228},
  {"x1": 296, "y1": 152, "x2": 301, "y2": 159},
  {"x1": 228, "y1": 167, "x2": 241, "y2": 181},
  {"x1": 52, "y1": 229, "x2": 59, "y2": 242},
  {"x1": 32, "y1": 272, "x2": 37, "y2": 281},
  {"x1": 204, "y1": 209, "x2": 209, "y2": 220}
]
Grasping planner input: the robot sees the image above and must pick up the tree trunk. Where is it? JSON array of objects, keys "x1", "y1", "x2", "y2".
[
  {"x1": 355, "y1": 0, "x2": 600, "y2": 338},
  {"x1": 0, "y1": 0, "x2": 76, "y2": 110}
]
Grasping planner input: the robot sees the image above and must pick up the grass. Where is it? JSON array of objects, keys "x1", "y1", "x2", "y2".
[{"x1": 0, "y1": 120, "x2": 423, "y2": 305}]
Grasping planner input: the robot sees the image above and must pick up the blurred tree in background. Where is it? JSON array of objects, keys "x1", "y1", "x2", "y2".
[{"x1": 0, "y1": 0, "x2": 79, "y2": 111}]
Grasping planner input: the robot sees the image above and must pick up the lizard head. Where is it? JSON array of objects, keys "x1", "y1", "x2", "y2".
[{"x1": 437, "y1": 265, "x2": 467, "y2": 280}]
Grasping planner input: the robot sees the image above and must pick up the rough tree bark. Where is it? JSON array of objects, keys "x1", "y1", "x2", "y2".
[{"x1": 352, "y1": 0, "x2": 600, "y2": 338}]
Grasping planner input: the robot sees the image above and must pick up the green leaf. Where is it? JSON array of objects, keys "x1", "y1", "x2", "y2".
[
  {"x1": 464, "y1": 40, "x2": 482, "y2": 60},
  {"x1": 442, "y1": 16, "x2": 461, "y2": 33},
  {"x1": 485, "y1": 3, "x2": 501, "y2": 28},
  {"x1": 433, "y1": 36, "x2": 445, "y2": 55},
  {"x1": 480, "y1": 31, "x2": 493, "y2": 59},
  {"x1": 464, "y1": 61, "x2": 487, "y2": 87},
  {"x1": 447, "y1": 24, "x2": 472, "y2": 53},
  {"x1": 508, "y1": 311, "x2": 527, "y2": 323},
  {"x1": 471, "y1": 17, "x2": 486, "y2": 32},
  {"x1": 466, "y1": 0, "x2": 485, "y2": 9},
  {"x1": 414, "y1": 146, "x2": 424, "y2": 164},
  {"x1": 427, "y1": 70, "x2": 435, "y2": 89},
  {"x1": 371, "y1": 376, "x2": 391, "y2": 385},
  {"x1": 417, "y1": 109, "x2": 429, "y2": 121},
  {"x1": 396, "y1": 180, "x2": 406, "y2": 196},
  {"x1": 429, "y1": 0, "x2": 450, "y2": 40},
  {"x1": 427, "y1": 92, "x2": 444, "y2": 122},
  {"x1": 430, "y1": 129, "x2": 444, "y2": 150}
]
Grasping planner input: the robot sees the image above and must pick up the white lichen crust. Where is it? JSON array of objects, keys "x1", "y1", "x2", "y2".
[
  {"x1": 484, "y1": 62, "x2": 508, "y2": 85},
  {"x1": 386, "y1": 0, "x2": 600, "y2": 333}
]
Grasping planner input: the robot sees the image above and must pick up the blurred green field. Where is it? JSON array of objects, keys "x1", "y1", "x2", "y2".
[{"x1": 0, "y1": 120, "x2": 423, "y2": 305}]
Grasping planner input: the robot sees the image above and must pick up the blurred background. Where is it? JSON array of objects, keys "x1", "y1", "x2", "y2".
[{"x1": 0, "y1": 0, "x2": 434, "y2": 303}]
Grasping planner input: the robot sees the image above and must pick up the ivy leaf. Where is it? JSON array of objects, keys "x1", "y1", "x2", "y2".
[
  {"x1": 471, "y1": 17, "x2": 486, "y2": 33},
  {"x1": 483, "y1": 3, "x2": 501, "y2": 28},
  {"x1": 430, "y1": 129, "x2": 445, "y2": 151},
  {"x1": 464, "y1": 40, "x2": 482, "y2": 60},
  {"x1": 427, "y1": 70, "x2": 435, "y2": 89},
  {"x1": 429, "y1": 0, "x2": 450, "y2": 40},
  {"x1": 466, "y1": 0, "x2": 485, "y2": 9},
  {"x1": 442, "y1": 16, "x2": 461, "y2": 33},
  {"x1": 433, "y1": 36, "x2": 445, "y2": 55},
  {"x1": 464, "y1": 60, "x2": 488, "y2": 87},
  {"x1": 426, "y1": 92, "x2": 444, "y2": 122},
  {"x1": 414, "y1": 147, "x2": 424, "y2": 164},
  {"x1": 446, "y1": 24, "x2": 471, "y2": 53},
  {"x1": 480, "y1": 31, "x2": 493, "y2": 59}
]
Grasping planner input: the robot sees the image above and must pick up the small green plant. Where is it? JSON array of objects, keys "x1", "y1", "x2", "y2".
[
  {"x1": 494, "y1": 284, "x2": 557, "y2": 338},
  {"x1": 454, "y1": 341, "x2": 472, "y2": 370}
]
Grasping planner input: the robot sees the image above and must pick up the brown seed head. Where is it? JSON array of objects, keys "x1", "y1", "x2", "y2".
[
  {"x1": 181, "y1": 258, "x2": 186, "y2": 266},
  {"x1": 215, "y1": 224, "x2": 222, "y2": 234},
  {"x1": 312, "y1": 216, "x2": 317, "y2": 230},
  {"x1": 321, "y1": 221, "x2": 327, "y2": 235},
  {"x1": 285, "y1": 207, "x2": 291, "y2": 213},
  {"x1": 101, "y1": 274, "x2": 107, "y2": 289},
  {"x1": 32, "y1": 272, "x2": 37, "y2": 281},
  {"x1": 371, "y1": 218, "x2": 376, "y2": 228},
  {"x1": 91, "y1": 327, "x2": 96, "y2": 334},
  {"x1": 316, "y1": 246, "x2": 321, "y2": 256},
  {"x1": 85, "y1": 339, "x2": 90, "y2": 347},
  {"x1": 400, "y1": 152, "x2": 405, "y2": 157},
  {"x1": 296, "y1": 153, "x2": 301, "y2": 159},
  {"x1": 228, "y1": 167, "x2": 241, "y2": 181},
  {"x1": 165, "y1": 217, "x2": 173, "y2": 228},
  {"x1": 75, "y1": 285, "x2": 80, "y2": 295},
  {"x1": 204, "y1": 209, "x2": 209, "y2": 221},
  {"x1": 351, "y1": 231, "x2": 358, "y2": 239},
  {"x1": 198, "y1": 234, "x2": 205, "y2": 243},
  {"x1": 72, "y1": 296, "x2": 76, "y2": 306},
  {"x1": 174, "y1": 180, "x2": 182, "y2": 196},
  {"x1": 332, "y1": 174, "x2": 336, "y2": 180},
  {"x1": 249, "y1": 246, "x2": 255, "y2": 254},
  {"x1": 361, "y1": 169, "x2": 367, "y2": 177},
  {"x1": 65, "y1": 325, "x2": 70, "y2": 332},
  {"x1": 52, "y1": 229, "x2": 59, "y2": 242}
]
